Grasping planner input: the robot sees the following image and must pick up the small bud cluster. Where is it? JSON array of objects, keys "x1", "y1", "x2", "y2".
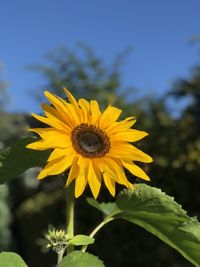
[{"x1": 45, "y1": 228, "x2": 70, "y2": 253}]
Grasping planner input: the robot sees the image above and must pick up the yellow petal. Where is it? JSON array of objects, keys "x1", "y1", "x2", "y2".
[
  {"x1": 97, "y1": 157, "x2": 130, "y2": 187},
  {"x1": 111, "y1": 129, "x2": 148, "y2": 142},
  {"x1": 63, "y1": 87, "x2": 79, "y2": 110},
  {"x1": 87, "y1": 160, "x2": 101, "y2": 199},
  {"x1": 63, "y1": 87, "x2": 82, "y2": 124},
  {"x1": 78, "y1": 98, "x2": 90, "y2": 123},
  {"x1": 26, "y1": 139, "x2": 68, "y2": 150},
  {"x1": 26, "y1": 140, "x2": 52, "y2": 150},
  {"x1": 44, "y1": 91, "x2": 76, "y2": 127},
  {"x1": 37, "y1": 155, "x2": 74, "y2": 179},
  {"x1": 90, "y1": 100, "x2": 101, "y2": 124},
  {"x1": 77, "y1": 156, "x2": 88, "y2": 175},
  {"x1": 74, "y1": 157, "x2": 89, "y2": 197},
  {"x1": 106, "y1": 117, "x2": 136, "y2": 134},
  {"x1": 109, "y1": 142, "x2": 153, "y2": 163},
  {"x1": 41, "y1": 103, "x2": 73, "y2": 130},
  {"x1": 122, "y1": 160, "x2": 150, "y2": 181},
  {"x1": 66, "y1": 157, "x2": 79, "y2": 186},
  {"x1": 31, "y1": 113, "x2": 65, "y2": 130},
  {"x1": 57, "y1": 97, "x2": 80, "y2": 127},
  {"x1": 128, "y1": 182, "x2": 134, "y2": 190},
  {"x1": 29, "y1": 127, "x2": 68, "y2": 139},
  {"x1": 44, "y1": 91, "x2": 65, "y2": 111},
  {"x1": 67, "y1": 104, "x2": 81, "y2": 125},
  {"x1": 75, "y1": 174, "x2": 87, "y2": 198},
  {"x1": 99, "y1": 105, "x2": 122, "y2": 129},
  {"x1": 103, "y1": 171, "x2": 115, "y2": 197},
  {"x1": 27, "y1": 128, "x2": 70, "y2": 150},
  {"x1": 112, "y1": 160, "x2": 132, "y2": 188},
  {"x1": 47, "y1": 147, "x2": 74, "y2": 161}
]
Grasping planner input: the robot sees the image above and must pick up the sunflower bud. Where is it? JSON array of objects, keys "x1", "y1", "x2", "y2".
[{"x1": 45, "y1": 228, "x2": 70, "y2": 253}]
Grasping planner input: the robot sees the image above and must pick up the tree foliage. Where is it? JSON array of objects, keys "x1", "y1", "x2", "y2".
[{"x1": 28, "y1": 43, "x2": 135, "y2": 109}]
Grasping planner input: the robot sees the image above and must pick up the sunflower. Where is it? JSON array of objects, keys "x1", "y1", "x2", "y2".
[{"x1": 26, "y1": 88, "x2": 152, "y2": 198}]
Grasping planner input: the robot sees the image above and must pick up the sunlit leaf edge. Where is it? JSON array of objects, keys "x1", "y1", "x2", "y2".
[{"x1": 59, "y1": 251, "x2": 105, "y2": 267}]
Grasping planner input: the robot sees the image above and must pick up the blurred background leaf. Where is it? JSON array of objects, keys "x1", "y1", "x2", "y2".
[{"x1": 0, "y1": 252, "x2": 28, "y2": 267}]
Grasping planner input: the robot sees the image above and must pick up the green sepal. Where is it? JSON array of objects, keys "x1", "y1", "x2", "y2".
[
  {"x1": 59, "y1": 251, "x2": 105, "y2": 267},
  {"x1": 0, "y1": 252, "x2": 27, "y2": 267}
]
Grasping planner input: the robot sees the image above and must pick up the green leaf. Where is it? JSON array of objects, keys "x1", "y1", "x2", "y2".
[
  {"x1": 68, "y1": 235, "x2": 95, "y2": 246},
  {"x1": 59, "y1": 251, "x2": 105, "y2": 267},
  {"x1": 115, "y1": 183, "x2": 200, "y2": 266},
  {"x1": 0, "y1": 137, "x2": 51, "y2": 184},
  {"x1": 86, "y1": 197, "x2": 118, "y2": 216},
  {"x1": 0, "y1": 252, "x2": 27, "y2": 267}
]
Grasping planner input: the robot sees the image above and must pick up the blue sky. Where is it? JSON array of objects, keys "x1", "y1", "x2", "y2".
[{"x1": 1, "y1": 0, "x2": 200, "y2": 113}]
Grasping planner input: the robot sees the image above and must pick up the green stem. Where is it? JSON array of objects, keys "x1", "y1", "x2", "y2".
[
  {"x1": 66, "y1": 182, "x2": 75, "y2": 254},
  {"x1": 82, "y1": 217, "x2": 114, "y2": 252},
  {"x1": 57, "y1": 248, "x2": 66, "y2": 266}
]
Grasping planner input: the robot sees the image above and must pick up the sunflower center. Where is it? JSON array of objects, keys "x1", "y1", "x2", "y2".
[
  {"x1": 79, "y1": 132, "x2": 102, "y2": 152},
  {"x1": 71, "y1": 123, "x2": 110, "y2": 158}
]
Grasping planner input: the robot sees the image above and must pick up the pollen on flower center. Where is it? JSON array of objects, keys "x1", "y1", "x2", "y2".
[{"x1": 71, "y1": 123, "x2": 110, "y2": 158}]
